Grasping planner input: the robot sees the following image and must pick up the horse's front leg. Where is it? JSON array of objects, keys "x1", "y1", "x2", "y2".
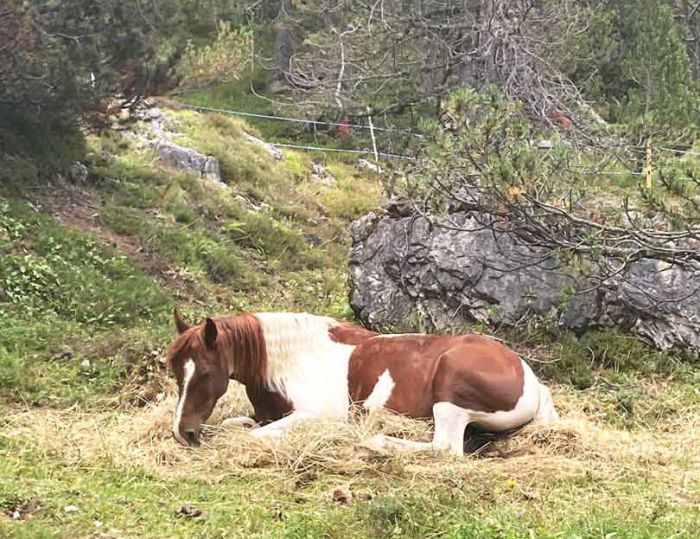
[
  {"x1": 249, "y1": 411, "x2": 314, "y2": 438},
  {"x1": 221, "y1": 416, "x2": 259, "y2": 429}
]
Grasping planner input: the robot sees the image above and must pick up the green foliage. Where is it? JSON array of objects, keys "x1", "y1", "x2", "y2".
[
  {"x1": 601, "y1": 0, "x2": 699, "y2": 140},
  {"x1": 407, "y1": 87, "x2": 577, "y2": 211},
  {"x1": 320, "y1": 164, "x2": 383, "y2": 219},
  {"x1": 641, "y1": 157, "x2": 700, "y2": 228},
  {"x1": 0, "y1": 111, "x2": 85, "y2": 175},
  {"x1": 0, "y1": 203, "x2": 169, "y2": 327},
  {"x1": 177, "y1": 21, "x2": 254, "y2": 90}
]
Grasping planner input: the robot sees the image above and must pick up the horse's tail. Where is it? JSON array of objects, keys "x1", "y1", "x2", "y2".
[{"x1": 535, "y1": 382, "x2": 558, "y2": 422}]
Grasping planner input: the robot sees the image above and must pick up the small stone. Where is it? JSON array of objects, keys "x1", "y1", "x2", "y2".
[
  {"x1": 51, "y1": 345, "x2": 74, "y2": 361},
  {"x1": 356, "y1": 158, "x2": 382, "y2": 174},
  {"x1": 80, "y1": 359, "x2": 91, "y2": 369},
  {"x1": 243, "y1": 133, "x2": 283, "y2": 161},
  {"x1": 94, "y1": 519, "x2": 103, "y2": 528},
  {"x1": 68, "y1": 162, "x2": 89, "y2": 183},
  {"x1": 64, "y1": 505, "x2": 79, "y2": 513},
  {"x1": 176, "y1": 504, "x2": 204, "y2": 519},
  {"x1": 310, "y1": 163, "x2": 337, "y2": 186},
  {"x1": 11, "y1": 510, "x2": 20, "y2": 520}
]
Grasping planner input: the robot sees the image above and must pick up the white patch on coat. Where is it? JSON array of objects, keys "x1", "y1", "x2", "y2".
[
  {"x1": 535, "y1": 382, "x2": 558, "y2": 422},
  {"x1": 173, "y1": 359, "x2": 195, "y2": 445},
  {"x1": 363, "y1": 369, "x2": 395, "y2": 410},
  {"x1": 254, "y1": 312, "x2": 355, "y2": 420},
  {"x1": 370, "y1": 402, "x2": 472, "y2": 456}
]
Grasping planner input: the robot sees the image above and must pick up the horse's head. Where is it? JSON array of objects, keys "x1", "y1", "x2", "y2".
[{"x1": 166, "y1": 310, "x2": 229, "y2": 447}]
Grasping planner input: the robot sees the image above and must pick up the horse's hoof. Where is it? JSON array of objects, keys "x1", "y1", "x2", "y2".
[{"x1": 362, "y1": 434, "x2": 388, "y2": 452}]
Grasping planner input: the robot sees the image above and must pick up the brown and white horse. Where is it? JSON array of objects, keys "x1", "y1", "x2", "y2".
[{"x1": 166, "y1": 310, "x2": 558, "y2": 455}]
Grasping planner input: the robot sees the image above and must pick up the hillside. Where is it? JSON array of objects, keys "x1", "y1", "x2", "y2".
[{"x1": 1, "y1": 104, "x2": 699, "y2": 538}]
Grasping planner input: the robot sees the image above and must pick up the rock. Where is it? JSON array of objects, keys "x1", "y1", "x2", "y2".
[
  {"x1": 68, "y1": 162, "x2": 89, "y2": 183},
  {"x1": 243, "y1": 133, "x2": 284, "y2": 161},
  {"x1": 51, "y1": 345, "x2": 74, "y2": 361},
  {"x1": 152, "y1": 140, "x2": 222, "y2": 183},
  {"x1": 349, "y1": 210, "x2": 700, "y2": 350},
  {"x1": 234, "y1": 195, "x2": 271, "y2": 213},
  {"x1": 356, "y1": 158, "x2": 382, "y2": 174},
  {"x1": 176, "y1": 504, "x2": 204, "y2": 519},
  {"x1": 304, "y1": 233, "x2": 323, "y2": 247},
  {"x1": 383, "y1": 197, "x2": 423, "y2": 218},
  {"x1": 64, "y1": 505, "x2": 80, "y2": 514},
  {"x1": 310, "y1": 163, "x2": 337, "y2": 186}
]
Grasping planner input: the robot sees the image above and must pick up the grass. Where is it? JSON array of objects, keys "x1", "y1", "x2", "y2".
[{"x1": 1, "y1": 104, "x2": 699, "y2": 537}]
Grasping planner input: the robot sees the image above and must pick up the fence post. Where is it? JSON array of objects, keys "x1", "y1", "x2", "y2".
[
  {"x1": 367, "y1": 106, "x2": 379, "y2": 166},
  {"x1": 645, "y1": 137, "x2": 653, "y2": 189}
]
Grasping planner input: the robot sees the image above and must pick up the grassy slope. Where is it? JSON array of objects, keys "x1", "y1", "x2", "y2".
[{"x1": 0, "y1": 105, "x2": 699, "y2": 538}]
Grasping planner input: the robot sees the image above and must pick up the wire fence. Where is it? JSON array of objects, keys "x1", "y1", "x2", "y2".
[{"x1": 182, "y1": 102, "x2": 700, "y2": 175}]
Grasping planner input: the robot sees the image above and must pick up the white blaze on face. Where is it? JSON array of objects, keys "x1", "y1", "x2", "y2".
[
  {"x1": 173, "y1": 359, "x2": 196, "y2": 445},
  {"x1": 364, "y1": 369, "x2": 395, "y2": 410}
]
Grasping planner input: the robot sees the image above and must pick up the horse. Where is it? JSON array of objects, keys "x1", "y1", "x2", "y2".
[{"x1": 165, "y1": 310, "x2": 558, "y2": 455}]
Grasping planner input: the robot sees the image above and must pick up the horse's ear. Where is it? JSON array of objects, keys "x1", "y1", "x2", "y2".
[
  {"x1": 174, "y1": 308, "x2": 190, "y2": 334},
  {"x1": 203, "y1": 317, "x2": 218, "y2": 348}
]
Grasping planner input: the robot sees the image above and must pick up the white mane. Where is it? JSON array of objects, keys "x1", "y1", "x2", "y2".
[{"x1": 254, "y1": 312, "x2": 355, "y2": 418}]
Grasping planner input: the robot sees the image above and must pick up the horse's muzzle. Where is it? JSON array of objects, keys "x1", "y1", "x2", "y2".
[{"x1": 173, "y1": 429, "x2": 201, "y2": 448}]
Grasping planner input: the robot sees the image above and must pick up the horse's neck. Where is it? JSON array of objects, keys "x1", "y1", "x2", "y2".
[{"x1": 254, "y1": 312, "x2": 338, "y2": 391}]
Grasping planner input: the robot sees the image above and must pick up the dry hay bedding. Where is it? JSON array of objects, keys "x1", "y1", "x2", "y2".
[{"x1": 4, "y1": 381, "x2": 698, "y2": 499}]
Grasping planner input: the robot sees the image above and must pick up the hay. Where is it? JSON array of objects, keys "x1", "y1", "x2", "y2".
[{"x1": 3, "y1": 381, "x2": 699, "y2": 492}]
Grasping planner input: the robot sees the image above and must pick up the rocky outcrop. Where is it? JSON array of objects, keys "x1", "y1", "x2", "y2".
[
  {"x1": 310, "y1": 163, "x2": 337, "y2": 186},
  {"x1": 243, "y1": 133, "x2": 284, "y2": 161},
  {"x1": 349, "y1": 210, "x2": 700, "y2": 350},
  {"x1": 151, "y1": 140, "x2": 222, "y2": 182}
]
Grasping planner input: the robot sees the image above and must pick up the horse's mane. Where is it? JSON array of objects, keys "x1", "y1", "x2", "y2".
[
  {"x1": 217, "y1": 312, "x2": 267, "y2": 386},
  {"x1": 165, "y1": 312, "x2": 267, "y2": 386}
]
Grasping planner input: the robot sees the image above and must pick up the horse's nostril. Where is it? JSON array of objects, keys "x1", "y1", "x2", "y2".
[{"x1": 184, "y1": 429, "x2": 200, "y2": 447}]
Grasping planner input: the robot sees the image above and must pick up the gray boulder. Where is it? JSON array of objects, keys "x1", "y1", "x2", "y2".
[
  {"x1": 349, "y1": 210, "x2": 700, "y2": 350},
  {"x1": 152, "y1": 140, "x2": 222, "y2": 183}
]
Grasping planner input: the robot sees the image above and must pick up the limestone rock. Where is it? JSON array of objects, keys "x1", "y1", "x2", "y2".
[
  {"x1": 151, "y1": 140, "x2": 222, "y2": 183},
  {"x1": 349, "y1": 211, "x2": 700, "y2": 350}
]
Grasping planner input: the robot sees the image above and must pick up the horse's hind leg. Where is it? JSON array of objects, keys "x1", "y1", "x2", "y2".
[
  {"x1": 432, "y1": 402, "x2": 471, "y2": 455},
  {"x1": 368, "y1": 402, "x2": 471, "y2": 456}
]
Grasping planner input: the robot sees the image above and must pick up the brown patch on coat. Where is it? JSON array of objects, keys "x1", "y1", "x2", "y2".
[
  {"x1": 347, "y1": 334, "x2": 525, "y2": 419},
  {"x1": 328, "y1": 322, "x2": 379, "y2": 345},
  {"x1": 245, "y1": 383, "x2": 293, "y2": 425}
]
